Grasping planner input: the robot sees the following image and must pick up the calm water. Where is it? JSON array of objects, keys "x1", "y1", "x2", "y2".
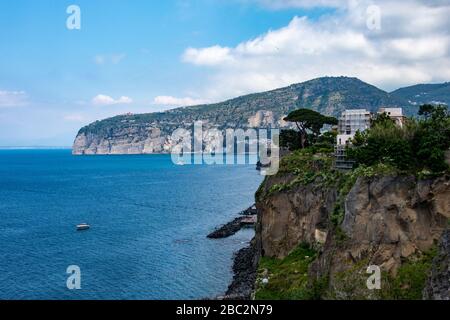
[{"x1": 0, "y1": 149, "x2": 263, "y2": 300}]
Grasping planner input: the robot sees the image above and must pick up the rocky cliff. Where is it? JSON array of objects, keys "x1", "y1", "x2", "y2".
[
  {"x1": 255, "y1": 162, "x2": 450, "y2": 299},
  {"x1": 423, "y1": 229, "x2": 450, "y2": 300},
  {"x1": 73, "y1": 77, "x2": 412, "y2": 155}
]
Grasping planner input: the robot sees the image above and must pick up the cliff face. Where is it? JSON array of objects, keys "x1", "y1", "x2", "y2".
[
  {"x1": 256, "y1": 173, "x2": 450, "y2": 299},
  {"x1": 72, "y1": 77, "x2": 411, "y2": 155},
  {"x1": 256, "y1": 173, "x2": 337, "y2": 258},
  {"x1": 339, "y1": 176, "x2": 449, "y2": 272},
  {"x1": 424, "y1": 229, "x2": 450, "y2": 300},
  {"x1": 72, "y1": 127, "x2": 168, "y2": 155}
]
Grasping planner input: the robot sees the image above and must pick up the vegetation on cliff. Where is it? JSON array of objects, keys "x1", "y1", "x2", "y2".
[
  {"x1": 381, "y1": 248, "x2": 438, "y2": 300},
  {"x1": 266, "y1": 104, "x2": 450, "y2": 199},
  {"x1": 254, "y1": 104, "x2": 450, "y2": 300},
  {"x1": 348, "y1": 104, "x2": 450, "y2": 174},
  {"x1": 255, "y1": 243, "x2": 318, "y2": 300},
  {"x1": 283, "y1": 109, "x2": 338, "y2": 149}
]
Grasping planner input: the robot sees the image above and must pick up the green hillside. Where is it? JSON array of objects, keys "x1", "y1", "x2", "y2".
[
  {"x1": 78, "y1": 76, "x2": 412, "y2": 137},
  {"x1": 391, "y1": 82, "x2": 450, "y2": 106}
]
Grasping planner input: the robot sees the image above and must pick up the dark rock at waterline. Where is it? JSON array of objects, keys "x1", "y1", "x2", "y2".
[
  {"x1": 239, "y1": 204, "x2": 257, "y2": 216},
  {"x1": 218, "y1": 239, "x2": 259, "y2": 300},
  {"x1": 207, "y1": 217, "x2": 245, "y2": 239},
  {"x1": 207, "y1": 215, "x2": 257, "y2": 239},
  {"x1": 209, "y1": 206, "x2": 259, "y2": 300}
]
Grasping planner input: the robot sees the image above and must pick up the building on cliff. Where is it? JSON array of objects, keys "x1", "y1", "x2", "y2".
[
  {"x1": 337, "y1": 109, "x2": 372, "y2": 136},
  {"x1": 335, "y1": 109, "x2": 371, "y2": 170},
  {"x1": 334, "y1": 108, "x2": 405, "y2": 170},
  {"x1": 378, "y1": 107, "x2": 406, "y2": 127}
]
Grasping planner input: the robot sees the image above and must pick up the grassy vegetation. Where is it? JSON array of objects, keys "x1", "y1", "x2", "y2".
[
  {"x1": 258, "y1": 148, "x2": 339, "y2": 199},
  {"x1": 325, "y1": 247, "x2": 437, "y2": 300},
  {"x1": 327, "y1": 258, "x2": 373, "y2": 300},
  {"x1": 381, "y1": 248, "x2": 437, "y2": 300},
  {"x1": 255, "y1": 243, "x2": 318, "y2": 300}
]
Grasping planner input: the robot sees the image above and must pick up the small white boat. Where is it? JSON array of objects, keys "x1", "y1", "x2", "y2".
[{"x1": 76, "y1": 223, "x2": 90, "y2": 231}]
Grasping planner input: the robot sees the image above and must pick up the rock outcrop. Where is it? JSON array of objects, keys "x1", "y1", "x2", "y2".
[
  {"x1": 423, "y1": 229, "x2": 450, "y2": 300},
  {"x1": 255, "y1": 173, "x2": 450, "y2": 299},
  {"x1": 207, "y1": 215, "x2": 257, "y2": 239},
  {"x1": 72, "y1": 127, "x2": 168, "y2": 155},
  {"x1": 256, "y1": 174, "x2": 337, "y2": 258},
  {"x1": 339, "y1": 175, "x2": 450, "y2": 273}
]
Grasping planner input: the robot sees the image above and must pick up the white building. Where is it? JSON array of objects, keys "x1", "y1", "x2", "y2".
[
  {"x1": 337, "y1": 109, "x2": 371, "y2": 146},
  {"x1": 378, "y1": 108, "x2": 406, "y2": 127},
  {"x1": 335, "y1": 107, "x2": 405, "y2": 170},
  {"x1": 337, "y1": 134, "x2": 354, "y2": 146},
  {"x1": 335, "y1": 109, "x2": 371, "y2": 169}
]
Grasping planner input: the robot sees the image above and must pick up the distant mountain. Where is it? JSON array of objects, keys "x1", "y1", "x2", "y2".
[
  {"x1": 391, "y1": 82, "x2": 450, "y2": 106},
  {"x1": 284, "y1": 76, "x2": 409, "y2": 116},
  {"x1": 72, "y1": 76, "x2": 414, "y2": 155}
]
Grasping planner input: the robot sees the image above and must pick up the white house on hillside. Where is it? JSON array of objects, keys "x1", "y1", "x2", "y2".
[
  {"x1": 336, "y1": 109, "x2": 371, "y2": 146},
  {"x1": 334, "y1": 107, "x2": 405, "y2": 170},
  {"x1": 378, "y1": 108, "x2": 406, "y2": 127}
]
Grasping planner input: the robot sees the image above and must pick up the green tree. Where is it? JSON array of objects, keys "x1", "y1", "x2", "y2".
[
  {"x1": 284, "y1": 109, "x2": 338, "y2": 149},
  {"x1": 414, "y1": 104, "x2": 450, "y2": 172},
  {"x1": 280, "y1": 129, "x2": 302, "y2": 150},
  {"x1": 371, "y1": 112, "x2": 395, "y2": 126},
  {"x1": 418, "y1": 104, "x2": 436, "y2": 119},
  {"x1": 348, "y1": 104, "x2": 450, "y2": 174}
]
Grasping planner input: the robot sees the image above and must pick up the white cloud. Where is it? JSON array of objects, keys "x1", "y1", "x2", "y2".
[
  {"x1": 182, "y1": 0, "x2": 450, "y2": 100},
  {"x1": 94, "y1": 53, "x2": 126, "y2": 65},
  {"x1": 183, "y1": 46, "x2": 233, "y2": 66},
  {"x1": 92, "y1": 94, "x2": 133, "y2": 106},
  {"x1": 0, "y1": 90, "x2": 28, "y2": 107},
  {"x1": 153, "y1": 96, "x2": 209, "y2": 107}
]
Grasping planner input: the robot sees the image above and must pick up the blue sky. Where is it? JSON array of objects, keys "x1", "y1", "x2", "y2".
[{"x1": 0, "y1": 0, "x2": 449, "y2": 146}]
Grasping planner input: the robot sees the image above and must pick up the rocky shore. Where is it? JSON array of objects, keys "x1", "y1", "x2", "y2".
[
  {"x1": 207, "y1": 217, "x2": 247, "y2": 239},
  {"x1": 207, "y1": 205, "x2": 257, "y2": 239},
  {"x1": 220, "y1": 239, "x2": 259, "y2": 300},
  {"x1": 208, "y1": 205, "x2": 260, "y2": 300}
]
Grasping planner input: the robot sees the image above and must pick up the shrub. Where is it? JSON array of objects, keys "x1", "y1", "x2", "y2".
[
  {"x1": 280, "y1": 129, "x2": 302, "y2": 151},
  {"x1": 347, "y1": 104, "x2": 450, "y2": 174},
  {"x1": 381, "y1": 248, "x2": 437, "y2": 300},
  {"x1": 255, "y1": 243, "x2": 318, "y2": 300}
]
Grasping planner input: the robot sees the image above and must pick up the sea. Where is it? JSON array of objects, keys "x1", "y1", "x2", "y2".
[{"x1": 0, "y1": 149, "x2": 263, "y2": 299}]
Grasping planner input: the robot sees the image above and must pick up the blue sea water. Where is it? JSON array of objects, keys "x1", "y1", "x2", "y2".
[{"x1": 0, "y1": 149, "x2": 263, "y2": 300}]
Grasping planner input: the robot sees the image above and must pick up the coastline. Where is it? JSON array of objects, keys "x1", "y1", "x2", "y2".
[
  {"x1": 221, "y1": 238, "x2": 259, "y2": 300},
  {"x1": 208, "y1": 205, "x2": 260, "y2": 300}
]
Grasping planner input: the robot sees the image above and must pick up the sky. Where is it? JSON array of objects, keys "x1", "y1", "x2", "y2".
[{"x1": 0, "y1": 0, "x2": 449, "y2": 146}]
